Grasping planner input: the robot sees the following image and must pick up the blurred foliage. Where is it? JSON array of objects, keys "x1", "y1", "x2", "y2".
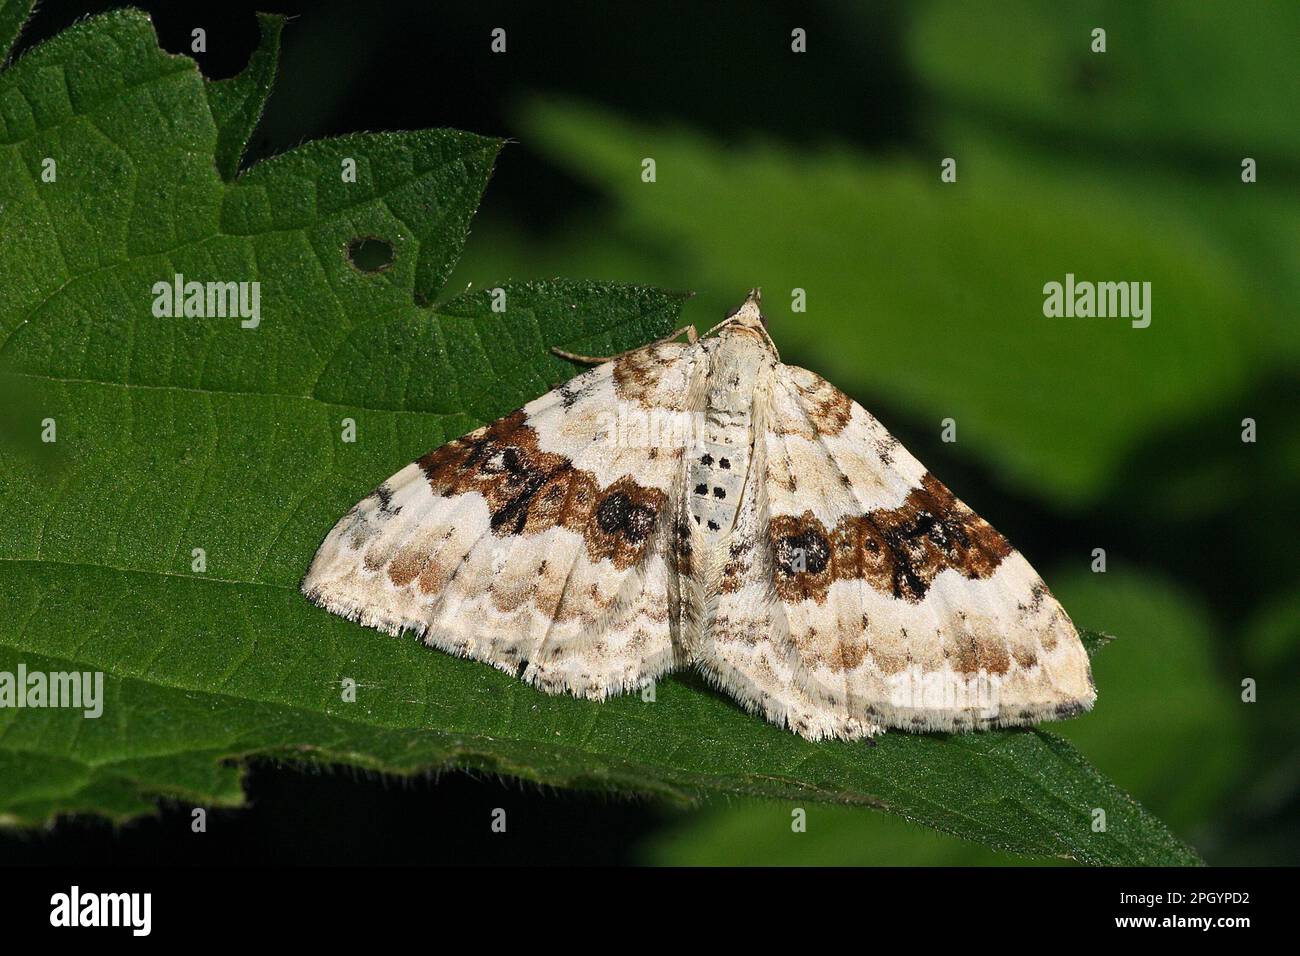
[
  {"x1": 907, "y1": 0, "x2": 1300, "y2": 155},
  {"x1": 513, "y1": 99, "x2": 1264, "y2": 504},
  {"x1": 644, "y1": 800, "x2": 1042, "y2": 867},
  {"x1": 1049, "y1": 570, "x2": 1244, "y2": 836}
]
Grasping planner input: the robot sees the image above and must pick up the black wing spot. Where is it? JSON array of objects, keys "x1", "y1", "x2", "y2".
[
  {"x1": 694, "y1": 483, "x2": 708, "y2": 495},
  {"x1": 712, "y1": 487, "x2": 726, "y2": 499},
  {"x1": 719, "y1": 457, "x2": 730, "y2": 469},
  {"x1": 706, "y1": 520, "x2": 720, "y2": 531},
  {"x1": 374, "y1": 483, "x2": 401, "y2": 516},
  {"x1": 774, "y1": 529, "x2": 830, "y2": 576},
  {"x1": 595, "y1": 491, "x2": 656, "y2": 544}
]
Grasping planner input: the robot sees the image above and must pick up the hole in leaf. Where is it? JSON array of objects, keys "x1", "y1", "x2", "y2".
[{"x1": 346, "y1": 237, "x2": 395, "y2": 273}]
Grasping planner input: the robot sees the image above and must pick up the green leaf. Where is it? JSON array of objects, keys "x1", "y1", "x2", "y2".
[
  {"x1": 204, "y1": 13, "x2": 284, "y2": 181},
  {"x1": 0, "y1": 0, "x2": 32, "y2": 64},
  {"x1": 0, "y1": 11, "x2": 1199, "y2": 866}
]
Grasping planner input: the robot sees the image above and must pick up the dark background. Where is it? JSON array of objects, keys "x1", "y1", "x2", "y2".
[{"x1": 5, "y1": 0, "x2": 1296, "y2": 865}]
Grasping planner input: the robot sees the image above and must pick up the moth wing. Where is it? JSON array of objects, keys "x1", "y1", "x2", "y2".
[
  {"x1": 302, "y1": 341, "x2": 705, "y2": 698},
  {"x1": 708, "y1": 365, "x2": 1095, "y2": 739}
]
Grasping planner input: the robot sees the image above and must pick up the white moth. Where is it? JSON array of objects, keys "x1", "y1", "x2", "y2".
[{"x1": 303, "y1": 290, "x2": 1095, "y2": 740}]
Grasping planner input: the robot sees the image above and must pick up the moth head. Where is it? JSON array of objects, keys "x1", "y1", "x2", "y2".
[
  {"x1": 715, "y1": 288, "x2": 779, "y2": 357},
  {"x1": 725, "y1": 287, "x2": 766, "y2": 328}
]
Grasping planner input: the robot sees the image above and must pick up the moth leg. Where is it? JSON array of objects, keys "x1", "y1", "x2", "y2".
[{"x1": 552, "y1": 325, "x2": 699, "y2": 364}]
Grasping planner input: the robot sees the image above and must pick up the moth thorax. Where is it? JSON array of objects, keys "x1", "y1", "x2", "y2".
[{"x1": 689, "y1": 336, "x2": 760, "y2": 538}]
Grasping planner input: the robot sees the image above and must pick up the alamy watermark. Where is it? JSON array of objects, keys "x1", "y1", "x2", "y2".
[
  {"x1": 0, "y1": 664, "x2": 103, "y2": 718},
  {"x1": 152, "y1": 273, "x2": 261, "y2": 328},
  {"x1": 50, "y1": 886, "x2": 150, "y2": 936},
  {"x1": 594, "y1": 404, "x2": 707, "y2": 451},
  {"x1": 1042, "y1": 273, "x2": 1151, "y2": 328},
  {"x1": 886, "y1": 665, "x2": 1001, "y2": 718}
]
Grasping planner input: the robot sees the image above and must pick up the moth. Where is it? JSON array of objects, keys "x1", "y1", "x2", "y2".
[{"x1": 303, "y1": 290, "x2": 1095, "y2": 740}]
